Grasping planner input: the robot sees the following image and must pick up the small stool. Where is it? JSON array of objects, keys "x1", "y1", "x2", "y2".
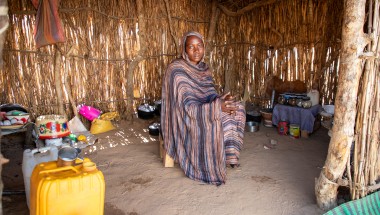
[{"x1": 159, "y1": 133, "x2": 174, "y2": 167}]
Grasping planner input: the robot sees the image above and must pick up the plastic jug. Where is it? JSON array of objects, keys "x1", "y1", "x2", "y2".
[
  {"x1": 307, "y1": 90, "x2": 319, "y2": 106},
  {"x1": 30, "y1": 159, "x2": 105, "y2": 215},
  {"x1": 22, "y1": 146, "x2": 59, "y2": 208}
]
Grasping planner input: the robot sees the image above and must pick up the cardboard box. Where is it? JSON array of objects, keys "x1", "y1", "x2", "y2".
[{"x1": 301, "y1": 130, "x2": 309, "y2": 138}]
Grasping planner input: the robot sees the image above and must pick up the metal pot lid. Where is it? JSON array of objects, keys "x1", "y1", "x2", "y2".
[
  {"x1": 246, "y1": 111, "x2": 261, "y2": 116},
  {"x1": 149, "y1": 122, "x2": 160, "y2": 129},
  {"x1": 138, "y1": 104, "x2": 155, "y2": 112}
]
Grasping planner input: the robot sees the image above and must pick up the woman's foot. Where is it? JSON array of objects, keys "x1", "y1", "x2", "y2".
[{"x1": 229, "y1": 164, "x2": 240, "y2": 168}]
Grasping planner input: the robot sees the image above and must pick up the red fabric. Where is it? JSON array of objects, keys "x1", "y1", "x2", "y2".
[{"x1": 32, "y1": 0, "x2": 66, "y2": 48}]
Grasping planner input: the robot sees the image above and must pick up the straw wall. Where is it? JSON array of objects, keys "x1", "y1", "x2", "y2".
[{"x1": 0, "y1": 0, "x2": 343, "y2": 119}]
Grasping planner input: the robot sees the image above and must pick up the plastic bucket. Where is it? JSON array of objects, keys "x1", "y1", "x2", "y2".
[
  {"x1": 277, "y1": 121, "x2": 288, "y2": 135},
  {"x1": 289, "y1": 124, "x2": 300, "y2": 138}
]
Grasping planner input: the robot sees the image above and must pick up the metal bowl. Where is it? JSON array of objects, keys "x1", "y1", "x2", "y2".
[{"x1": 245, "y1": 121, "x2": 260, "y2": 132}]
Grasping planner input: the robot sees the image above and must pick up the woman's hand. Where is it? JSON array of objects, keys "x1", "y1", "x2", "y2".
[
  {"x1": 221, "y1": 92, "x2": 238, "y2": 115},
  {"x1": 221, "y1": 92, "x2": 235, "y2": 101}
]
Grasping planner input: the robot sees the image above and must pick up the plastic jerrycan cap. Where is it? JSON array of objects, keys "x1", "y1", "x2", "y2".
[{"x1": 82, "y1": 161, "x2": 97, "y2": 172}]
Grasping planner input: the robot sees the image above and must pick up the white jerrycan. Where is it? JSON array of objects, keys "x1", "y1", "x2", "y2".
[{"x1": 22, "y1": 146, "x2": 59, "y2": 208}]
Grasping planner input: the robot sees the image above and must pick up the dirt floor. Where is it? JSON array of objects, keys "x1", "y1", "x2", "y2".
[{"x1": 1, "y1": 116, "x2": 330, "y2": 215}]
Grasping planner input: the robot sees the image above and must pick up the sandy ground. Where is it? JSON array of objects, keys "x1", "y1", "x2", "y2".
[{"x1": 1, "y1": 116, "x2": 329, "y2": 215}]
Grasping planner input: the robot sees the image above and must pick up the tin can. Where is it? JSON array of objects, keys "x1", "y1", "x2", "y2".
[{"x1": 289, "y1": 124, "x2": 300, "y2": 138}]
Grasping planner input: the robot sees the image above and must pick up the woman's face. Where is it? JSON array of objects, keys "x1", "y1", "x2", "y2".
[{"x1": 185, "y1": 35, "x2": 204, "y2": 65}]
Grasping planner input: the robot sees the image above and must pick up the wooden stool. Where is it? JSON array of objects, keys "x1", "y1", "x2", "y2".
[{"x1": 159, "y1": 133, "x2": 174, "y2": 167}]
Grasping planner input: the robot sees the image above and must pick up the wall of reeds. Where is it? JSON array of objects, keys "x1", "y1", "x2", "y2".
[{"x1": 1, "y1": 0, "x2": 343, "y2": 119}]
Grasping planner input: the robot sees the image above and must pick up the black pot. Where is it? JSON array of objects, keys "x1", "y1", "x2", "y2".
[
  {"x1": 148, "y1": 122, "x2": 160, "y2": 136},
  {"x1": 246, "y1": 111, "x2": 262, "y2": 123},
  {"x1": 137, "y1": 104, "x2": 155, "y2": 119},
  {"x1": 154, "y1": 103, "x2": 161, "y2": 116},
  {"x1": 137, "y1": 109, "x2": 155, "y2": 119}
]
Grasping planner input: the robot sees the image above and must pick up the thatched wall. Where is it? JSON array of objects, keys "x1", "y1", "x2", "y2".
[{"x1": 1, "y1": 0, "x2": 343, "y2": 119}]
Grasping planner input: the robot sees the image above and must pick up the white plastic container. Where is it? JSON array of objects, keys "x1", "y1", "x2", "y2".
[
  {"x1": 22, "y1": 146, "x2": 59, "y2": 208},
  {"x1": 307, "y1": 90, "x2": 320, "y2": 106},
  {"x1": 45, "y1": 138, "x2": 63, "y2": 147}
]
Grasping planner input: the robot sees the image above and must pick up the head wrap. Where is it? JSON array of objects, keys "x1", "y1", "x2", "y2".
[{"x1": 181, "y1": 31, "x2": 206, "y2": 66}]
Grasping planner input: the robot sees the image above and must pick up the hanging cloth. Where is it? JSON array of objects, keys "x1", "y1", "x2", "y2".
[{"x1": 31, "y1": 0, "x2": 66, "y2": 48}]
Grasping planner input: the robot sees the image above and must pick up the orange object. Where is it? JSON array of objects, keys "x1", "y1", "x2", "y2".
[
  {"x1": 277, "y1": 121, "x2": 288, "y2": 135},
  {"x1": 30, "y1": 159, "x2": 105, "y2": 215},
  {"x1": 90, "y1": 118, "x2": 115, "y2": 134}
]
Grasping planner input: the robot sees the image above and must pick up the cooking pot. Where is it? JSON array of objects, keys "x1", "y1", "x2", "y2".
[
  {"x1": 278, "y1": 95, "x2": 285, "y2": 105},
  {"x1": 245, "y1": 121, "x2": 259, "y2": 132},
  {"x1": 288, "y1": 97, "x2": 297, "y2": 106},
  {"x1": 246, "y1": 111, "x2": 262, "y2": 123},
  {"x1": 148, "y1": 122, "x2": 160, "y2": 136},
  {"x1": 57, "y1": 146, "x2": 83, "y2": 167},
  {"x1": 137, "y1": 104, "x2": 155, "y2": 119},
  {"x1": 154, "y1": 100, "x2": 162, "y2": 116}
]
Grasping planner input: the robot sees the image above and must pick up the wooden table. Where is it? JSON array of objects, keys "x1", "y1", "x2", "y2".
[
  {"x1": 1, "y1": 123, "x2": 35, "y2": 148},
  {"x1": 272, "y1": 104, "x2": 322, "y2": 133}
]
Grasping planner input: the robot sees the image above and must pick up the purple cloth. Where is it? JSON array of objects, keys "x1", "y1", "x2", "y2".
[{"x1": 272, "y1": 104, "x2": 322, "y2": 133}]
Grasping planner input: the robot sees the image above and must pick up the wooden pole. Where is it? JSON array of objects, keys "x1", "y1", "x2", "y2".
[
  {"x1": 126, "y1": 0, "x2": 147, "y2": 120},
  {"x1": 205, "y1": 0, "x2": 220, "y2": 94},
  {"x1": 63, "y1": 46, "x2": 79, "y2": 117},
  {"x1": 163, "y1": 0, "x2": 179, "y2": 57},
  {"x1": 315, "y1": 0, "x2": 370, "y2": 210},
  {"x1": 54, "y1": 46, "x2": 65, "y2": 115},
  {"x1": 205, "y1": 0, "x2": 219, "y2": 64},
  {"x1": 0, "y1": 0, "x2": 9, "y2": 214}
]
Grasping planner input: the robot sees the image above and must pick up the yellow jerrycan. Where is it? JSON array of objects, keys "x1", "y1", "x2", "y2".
[{"x1": 30, "y1": 159, "x2": 105, "y2": 215}]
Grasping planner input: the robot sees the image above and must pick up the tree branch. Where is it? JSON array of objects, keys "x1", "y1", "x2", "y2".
[{"x1": 218, "y1": 0, "x2": 278, "y2": 17}]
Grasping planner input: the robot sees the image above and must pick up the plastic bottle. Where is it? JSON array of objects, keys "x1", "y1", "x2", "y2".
[{"x1": 307, "y1": 83, "x2": 320, "y2": 106}]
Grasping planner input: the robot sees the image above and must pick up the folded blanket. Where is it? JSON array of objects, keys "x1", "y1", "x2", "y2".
[{"x1": 324, "y1": 191, "x2": 380, "y2": 215}]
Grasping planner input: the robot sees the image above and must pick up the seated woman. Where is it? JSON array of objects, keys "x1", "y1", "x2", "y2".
[{"x1": 161, "y1": 31, "x2": 246, "y2": 185}]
